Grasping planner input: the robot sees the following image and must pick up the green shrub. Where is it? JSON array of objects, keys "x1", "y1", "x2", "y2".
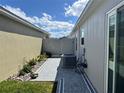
[
  {"x1": 18, "y1": 70, "x2": 26, "y2": 76},
  {"x1": 18, "y1": 54, "x2": 48, "y2": 76},
  {"x1": 28, "y1": 58, "x2": 36, "y2": 66},
  {"x1": 35, "y1": 55, "x2": 41, "y2": 62},
  {"x1": 22, "y1": 64, "x2": 32, "y2": 73},
  {"x1": 37, "y1": 54, "x2": 48, "y2": 62}
]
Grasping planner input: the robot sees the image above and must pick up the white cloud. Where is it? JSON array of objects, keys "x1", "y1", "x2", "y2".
[
  {"x1": 2, "y1": 5, "x2": 74, "y2": 38},
  {"x1": 65, "y1": 0, "x2": 89, "y2": 17}
]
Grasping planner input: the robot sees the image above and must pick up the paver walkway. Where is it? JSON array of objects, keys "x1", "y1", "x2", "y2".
[{"x1": 32, "y1": 58, "x2": 90, "y2": 93}]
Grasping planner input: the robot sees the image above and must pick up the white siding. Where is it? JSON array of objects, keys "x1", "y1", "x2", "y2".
[
  {"x1": 76, "y1": 0, "x2": 124, "y2": 93},
  {"x1": 84, "y1": 0, "x2": 124, "y2": 93}
]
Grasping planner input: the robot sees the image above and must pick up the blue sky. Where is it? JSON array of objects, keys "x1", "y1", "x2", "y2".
[{"x1": 0, "y1": 0, "x2": 88, "y2": 38}]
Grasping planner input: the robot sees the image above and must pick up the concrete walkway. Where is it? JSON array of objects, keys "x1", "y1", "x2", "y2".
[
  {"x1": 32, "y1": 58, "x2": 90, "y2": 93},
  {"x1": 32, "y1": 58, "x2": 61, "y2": 81}
]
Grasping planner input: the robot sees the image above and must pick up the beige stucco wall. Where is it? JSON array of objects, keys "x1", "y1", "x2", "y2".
[
  {"x1": 0, "y1": 31, "x2": 42, "y2": 81},
  {"x1": 0, "y1": 14, "x2": 44, "y2": 81}
]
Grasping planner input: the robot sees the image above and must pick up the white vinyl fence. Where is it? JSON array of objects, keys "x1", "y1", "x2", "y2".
[{"x1": 43, "y1": 38, "x2": 74, "y2": 55}]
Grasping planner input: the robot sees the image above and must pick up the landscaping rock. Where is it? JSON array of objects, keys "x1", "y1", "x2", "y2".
[{"x1": 7, "y1": 60, "x2": 46, "y2": 81}]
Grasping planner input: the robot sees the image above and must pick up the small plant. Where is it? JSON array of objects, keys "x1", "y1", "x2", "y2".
[
  {"x1": 35, "y1": 54, "x2": 48, "y2": 62},
  {"x1": 18, "y1": 70, "x2": 26, "y2": 76},
  {"x1": 28, "y1": 58, "x2": 37, "y2": 66},
  {"x1": 22, "y1": 64, "x2": 32, "y2": 73},
  {"x1": 18, "y1": 54, "x2": 48, "y2": 76},
  {"x1": 43, "y1": 53, "x2": 48, "y2": 58},
  {"x1": 35, "y1": 55, "x2": 41, "y2": 62}
]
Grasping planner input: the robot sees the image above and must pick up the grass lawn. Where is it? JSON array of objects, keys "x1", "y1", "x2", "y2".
[{"x1": 0, "y1": 80, "x2": 56, "y2": 93}]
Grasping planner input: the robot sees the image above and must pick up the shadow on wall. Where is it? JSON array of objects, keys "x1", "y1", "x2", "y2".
[{"x1": 42, "y1": 38, "x2": 75, "y2": 57}]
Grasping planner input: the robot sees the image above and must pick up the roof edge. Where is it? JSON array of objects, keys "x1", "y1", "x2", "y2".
[
  {"x1": 69, "y1": 0, "x2": 93, "y2": 36},
  {"x1": 0, "y1": 6, "x2": 50, "y2": 36}
]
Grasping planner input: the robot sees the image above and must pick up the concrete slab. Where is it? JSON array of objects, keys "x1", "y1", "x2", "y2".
[{"x1": 32, "y1": 58, "x2": 61, "y2": 81}]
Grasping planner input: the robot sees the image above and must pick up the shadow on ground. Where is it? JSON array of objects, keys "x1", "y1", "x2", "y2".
[
  {"x1": 55, "y1": 58, "x2": 90, "y2": 93},
  {"x1": 32, "y1": 58, "x2": 90, "y2": 93}
]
